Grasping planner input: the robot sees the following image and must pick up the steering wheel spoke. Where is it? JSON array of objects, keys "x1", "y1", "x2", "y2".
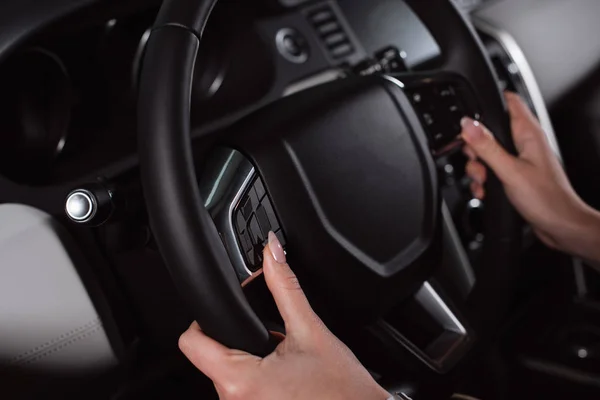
[
  {"x1": 366, "y1": 201, "x2": 476, "y2": 374},
  {"x1": 138, "y1": 0, "x2": 521, "y2": 373}
]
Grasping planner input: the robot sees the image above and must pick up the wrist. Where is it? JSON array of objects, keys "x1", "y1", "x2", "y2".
[{"x1": 563, "y1": 203, "x2": 600, "y2": 262}]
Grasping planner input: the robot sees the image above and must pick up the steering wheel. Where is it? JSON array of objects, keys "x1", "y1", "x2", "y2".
[{"x1": 138, "y1": 0, "x2": 521, "y2": 373}]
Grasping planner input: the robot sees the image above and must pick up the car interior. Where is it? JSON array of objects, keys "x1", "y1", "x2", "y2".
[{"x1": 2, "y1": 0, "x2": 600, "y2": 399}]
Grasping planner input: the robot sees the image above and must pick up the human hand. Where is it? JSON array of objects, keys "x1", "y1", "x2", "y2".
[
  {"x1": 178, "y1": 232, "x2": 391, "y2": 400},
  {"x1": 461, "y1": 92, "x2": 600, "y2": 261}
]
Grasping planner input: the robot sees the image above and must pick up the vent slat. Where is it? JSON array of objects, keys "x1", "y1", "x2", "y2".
[{"x1": 307, "y1": 5, "x2": 354, "y2": 59}]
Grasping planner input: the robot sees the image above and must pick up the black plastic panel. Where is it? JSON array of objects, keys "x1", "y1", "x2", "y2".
[
  {"x1": 234, "y1": 176, "x2": 286, "y2": 272},
  {"x1": 337, "y1": 0, "x2": 441, "y2": 68},
  {"x1": 403, "y1": 74, "x2": 482, "y2": 156}
]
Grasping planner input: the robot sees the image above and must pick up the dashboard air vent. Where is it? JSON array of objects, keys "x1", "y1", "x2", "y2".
[{"x1": 306, "y1": 5, "x2": 354, "y2": 59}]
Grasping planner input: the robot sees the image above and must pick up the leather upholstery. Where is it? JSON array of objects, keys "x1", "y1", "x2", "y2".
[{"x1": 0, "y1": 204, "x2": 116, "y2": 373}]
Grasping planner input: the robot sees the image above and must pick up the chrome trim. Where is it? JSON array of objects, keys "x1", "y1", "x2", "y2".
[
  {"x1": 65, "y1": 190, "x2": 96, "y2": 223},
  {"x1": 275, "y1": 28, "x2": 309, "y2": 64},
  {"x1": 390, "y1": 393, "x2": 413, "y2": 400},
  {"x1": 201, "y1": 149, "x2": 256, "y2": 281},
  {"x1": 132, "y1": 28, "x2": 151, "y2": 93},
  {"x1": 377, "y1": 280, "x2": 471, "y2": 373},
  {"x1": 451, "y1": 395, "x2": 483, "y2": 400},
  {"x1": 283, "y1": 68, "x2": 346, "y2": 97},
  {"x1": 474, "y1": 19, "x2": 563, "y2": 161},
  {"x1": 226, "y1": 169, "x2": 256, "y2": 280},
  {"x1": 417, "y1": 282, "x2": 467, "y2": 335},
  {"x1": 207, "y1": 68, "x2": 226, "y2": 97},
  {"x1": 381, "y1": 74, "x2": 405, "y2": 89}
]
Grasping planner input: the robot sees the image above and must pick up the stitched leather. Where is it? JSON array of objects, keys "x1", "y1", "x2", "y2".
[{"x1": 0, "y1": 204, "x2": 116, "y2": 373}]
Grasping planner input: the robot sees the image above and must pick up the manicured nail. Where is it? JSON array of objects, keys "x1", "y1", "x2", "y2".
[
  {"x1": 460, "y1": 117, "x2": 483, "y2": 142},
  {"x1": 268, "y1": 231, "x2": 286, "y2": 264}
]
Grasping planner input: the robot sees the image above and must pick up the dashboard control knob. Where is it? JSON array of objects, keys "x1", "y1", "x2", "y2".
[
  {"x1": 66, "y1": 191, "x2": 95, "y2": 221},
  {"x1": 275, "y1": 28, "x2": 309, "y2": 64},
  {"x1": 65, "y1": 181, "x2": 115, "y2": 226}
]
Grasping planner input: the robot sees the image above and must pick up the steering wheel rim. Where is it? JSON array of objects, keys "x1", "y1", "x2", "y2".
[{"x1": 138, "y1": 0, "x2": 521, "y2": 359}]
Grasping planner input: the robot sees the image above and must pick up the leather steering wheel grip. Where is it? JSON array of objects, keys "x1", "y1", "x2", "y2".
[
  {"x1": 138, "y1": 0, "x2": 271, "y2": 355},
  {"x1": 405, "y1": 0, "x2": 522, "y2": 334},
  {"x1": 138, "y1": 0, "x2": 520, "y2": 356}
]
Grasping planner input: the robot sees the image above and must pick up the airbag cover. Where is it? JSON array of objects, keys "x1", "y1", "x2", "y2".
[{"x1": 283, "y1": 80, "x2": 435, "y2": 274}]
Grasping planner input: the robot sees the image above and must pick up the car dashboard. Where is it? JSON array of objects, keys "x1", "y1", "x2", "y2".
[
  {"x1": 0, "y1": 0, "x2": 562, "y2": 295},
  {"x1": 0, "y1": 0, "x2": 576, "y2": 397}
]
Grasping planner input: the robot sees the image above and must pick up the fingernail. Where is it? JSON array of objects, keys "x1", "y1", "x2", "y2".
[
  {"x1": 268, "y1": 231, "x2": 286, "y2": 264},
  {"x1": 460, "y1": 117, "x2": 483, "y2": 142}
]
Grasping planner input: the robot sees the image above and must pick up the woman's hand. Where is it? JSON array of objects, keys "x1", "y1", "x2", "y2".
[
  {"x1": 462, "y1": 92, "x2": 600, "y2": 261},
  {"x1": 178, "y1": 232, "x2": 391, "y2": 400}
]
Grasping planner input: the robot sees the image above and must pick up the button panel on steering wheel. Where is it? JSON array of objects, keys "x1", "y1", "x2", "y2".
[
  {"x1": 402, "y1": 74, "x2": 482, "y2": 157},
  {"x1": 234, "y1": 176, "x2": 287, "y2": 272}
]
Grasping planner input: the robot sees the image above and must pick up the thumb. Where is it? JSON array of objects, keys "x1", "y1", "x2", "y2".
[
  {"x1": 263, "y1": 232, "x2": 318, "y2": 335},
  {"x1": 461, "y1": 117, "x2": 519, "y2": 184}
]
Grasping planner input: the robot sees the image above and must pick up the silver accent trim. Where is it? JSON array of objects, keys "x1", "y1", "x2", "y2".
[
  {"x1": 389, "y1": 393, "x2": 413, "y2": 400},
  {"x1": 283, "y1": 68, "x2": 346, "y2": 97},
  {"x1": 65, "y1": 190, "x2": 96, "y2": 223},
  {"x1": 474, "y1": 19, "x2": 563, "y2": 161},
  {"x1": 275, "y1": 28, "x2": 309, "y2": 64},
  {"x1": 377, "y1": 281, "x2": 471, "y2": 373},
  {"x1": 201, "y1": 150, "x2": 256, "y2": 281},
  {"x1": 451, "y1": 395, "x2": 483, "y2": 400},
  {"x1": 381, "y1": 74, "x2": 405, "y2": 89},
  {"x1": 226, "y1": 169, "x2": 256, "y2": 280},
  {"x1": 132, "y1": 28, "x2": 152, "y2": 93},
  {"x1": 417, "y1": 282, "x2": 467, "y2": 335}
]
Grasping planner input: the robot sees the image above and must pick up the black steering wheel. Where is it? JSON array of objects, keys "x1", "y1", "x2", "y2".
[{"x1": 138, "y1": 0, "x2": 521, "y2": 372}]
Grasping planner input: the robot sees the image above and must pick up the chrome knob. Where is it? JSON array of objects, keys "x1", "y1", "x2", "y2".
[
  {"x1": 66, "y1": 190, "x2": 96, "y2": 222},
  {"x1": 65, "y1": 182, "x2": 114, "y2": 226}
]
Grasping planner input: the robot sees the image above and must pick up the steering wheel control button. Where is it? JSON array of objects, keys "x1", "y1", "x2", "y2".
[
  {"x1": 66, "y1": 191, "x2": 95, "y2": 222},
  {"x1": 275, "y1": 230, "x2": 287, "y2": 247},
  {"x1": 256, "y1": 205, "x2": 272, "y2": 233},
  {"x1": 236, "y1": 213, "x2": 247, "y2": 234},
  {"x1": 438, "y1": 85, "x2": 456, "y2": 98},
  {"x1": 405, "y1": 77, "x2": 481, "y2": 156},
  {"x1": 234, "y1": 176, "x2": 286, "y2": 271},
  {"x1": 261, "y1": 198, "x2": 280, "y2": 232},
  {"x1": 249, "y1": 216, "x2": 264, "y2": 242},
  {"x1": 422, "y1": 113, "x2": 435, "y2": 127},
  {"x1": 276, "y1": 28, "x2": 309, "y2": 64},
  {"x1": 254, "y1": 178, "x2": 266, "y2": 200},
  {"x1": 375, "y1": 46, "x2": 408, "y2": 73}
]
